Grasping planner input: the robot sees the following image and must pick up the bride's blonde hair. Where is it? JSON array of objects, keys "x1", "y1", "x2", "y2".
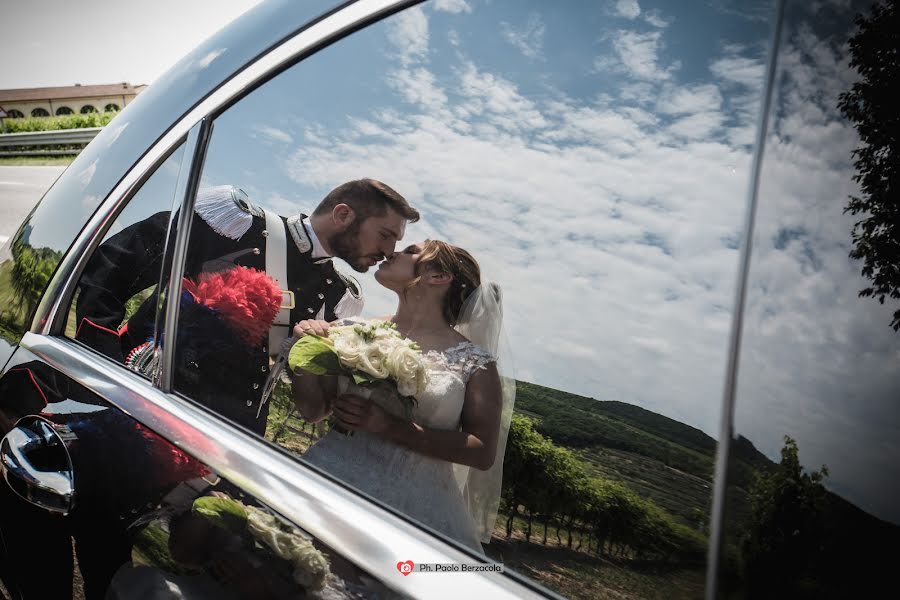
[{"x1": 406, "y1": 240, "x2": 481, "y2": 326}]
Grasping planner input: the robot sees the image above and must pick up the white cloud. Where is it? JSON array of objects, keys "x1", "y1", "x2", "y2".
[
  {"x1": 706, "y1": 47, "x2": 767, "y2": 146},
  {"x1": 259, "y1": 191, "x2": 300, "y2": 217},
  {"x1": 613, "y1": 30, "x2": 679, "y2": 81},
  {"x1": 644, "y1": 9, "x2": 671, "y2": 28},
  {"x1": 711, "y1": 54, "x2": 766, "y2": 88},
  {"x1": 256, "y1": 125, "x2": 293, "y2": 144},
  {"x1": 387, "y1": 67, "x2": 449, "y2": 112},
  {"x1": 710, "y1": 0, "x2": 773, "y2": 23},
  {"x1": 667, "y1": 111, "x2": 725, "y2": 140},
  {"x1": 541, "y1": 100, "x2": 648, "y2": 147},
  {"x1": 630, "y1": 335, "x2": 672, "y2": 355},
  {"x1": 613, "y1": 0, "x2": 641, "y2": 19},
  {"x1": 618, "y1": 81, "x2": 657, "y2": 104},
  {"x1": 432, "y1": 0, "x2": 472, "y2": 14},
  {"x1": 593, "y1": 52, "x2": 625, "y2": 76},
  {"x1": 387, "y1": 6, "x2": 429, "y2": 66},
  {"x1": 656, "y1": 83, "x2": 724, "y2": 115},
  {"x1": 500, "y1": 13, "x2": 545, "y2": 60},
  {"x1": 457, "y1": 62, "x2": 548, "y2": 131}
]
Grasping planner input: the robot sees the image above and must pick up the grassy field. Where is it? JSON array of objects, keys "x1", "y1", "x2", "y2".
[
  {"x1": 573, "y1": 446, "x2": 712, "y2": 529},
  {"x1": 485, "y1": 522, "x2": 704, "y2": 600},
  {"x1": 264, "y1": 390, "x2": 324, "y2": 456}
]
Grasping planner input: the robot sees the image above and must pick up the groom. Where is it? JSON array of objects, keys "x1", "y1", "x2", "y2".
[{"x1": 75, "y1": 178, "x2": 419, "y2": 434}]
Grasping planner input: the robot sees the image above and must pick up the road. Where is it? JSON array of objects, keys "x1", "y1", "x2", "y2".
[{"x1": 0, "y1": 165, "x2": 67, "y2": 244}]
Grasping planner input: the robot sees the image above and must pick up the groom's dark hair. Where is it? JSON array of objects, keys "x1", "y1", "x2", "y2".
[{"x1": 313, "y1": 178, "x2": 419, "y2": 223}]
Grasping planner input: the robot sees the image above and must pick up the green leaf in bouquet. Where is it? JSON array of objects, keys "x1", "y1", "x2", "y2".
[
  {"x1": 351, "y1": 370, "x2": 378, "y2": 385},
  {"x1": 191, "y1": 496, "x2": 248, "y2": 535},
  {"x1": 132, "y1": 522, "x2": 199, "y2": 575},
  {"x1": 288, "y1": 335, "x2": 342, "y2": 375}
]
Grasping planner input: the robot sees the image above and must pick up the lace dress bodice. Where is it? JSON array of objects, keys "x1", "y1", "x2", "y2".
[
  {"x1": 301, "y1": 323, "x2": 495, "y2": 553},
  {"x1": 411, "y1": 341, "x2": 494, "y2": 428}
]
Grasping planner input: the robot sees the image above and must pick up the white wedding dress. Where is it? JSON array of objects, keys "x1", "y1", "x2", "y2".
[{"x1": 301, "y1": 329, "x2": 495, "y2": 554}]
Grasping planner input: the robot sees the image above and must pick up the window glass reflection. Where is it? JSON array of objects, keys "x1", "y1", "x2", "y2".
[
  {"x1": 120, "y1": 475, "x2": 405, "y2": 599},
  {"x1": 724, "y1": 0, "x2": 900, "y2": 597},
  {"x1": 178, "y1": 1, "x2": 775, "y2": 595},
  {"x1": 67, "y1": 143, "x2": 186, "y2": 366},
  {"x1": 168, "y1": 178, "x2": 418, "y2": 434},
  {"x1": 0, "y1": 228, "x2": 63, "y2": 345}
]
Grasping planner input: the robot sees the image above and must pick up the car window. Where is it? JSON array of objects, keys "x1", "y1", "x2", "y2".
[
  {"x1": 64, "y1": 143, "x2": 186, "y2": 372},
  {"x1": 168, "y1": 1, "x2": 774, "y2": 595},
  {"x1": 721, "y1": 0, "x2": 900, "y2": 597}
]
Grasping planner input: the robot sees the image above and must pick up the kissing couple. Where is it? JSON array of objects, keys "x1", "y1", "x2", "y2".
[
  {"x1": 76, "y1": 176, "x2": 515, "y2": 554},
  {"x1": 283, "y1": 181, "x2": 516, "y2": 555}
]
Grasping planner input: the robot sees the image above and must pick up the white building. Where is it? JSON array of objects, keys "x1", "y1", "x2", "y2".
[{"x1": 0, "y1": 83, "x2": 147, "y2": 118}]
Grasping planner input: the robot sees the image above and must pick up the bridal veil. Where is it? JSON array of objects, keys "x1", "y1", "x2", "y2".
[{"x1": 453, "y1": 281, "x2": 516, "y2": 544}]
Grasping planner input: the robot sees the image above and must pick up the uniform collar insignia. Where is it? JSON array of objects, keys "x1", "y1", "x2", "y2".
[{"x1": 286, "y1": 214, "x2": 312, "y2": 254}]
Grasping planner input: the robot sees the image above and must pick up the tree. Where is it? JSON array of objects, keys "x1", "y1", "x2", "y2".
[
  {"x1": 837, "y1": 0, "x2": 900, "y2": 330},
  {"x1": 8, "y1": 240, "x2": 60, "y2": 325},
  {"x1": 742, "y1": 436, "x2": 829, "y2": 598}
]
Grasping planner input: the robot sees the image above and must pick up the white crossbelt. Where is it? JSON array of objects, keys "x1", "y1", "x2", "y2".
[{"x1": 264, "y1": 209, "x2": 292, "y2": 355}]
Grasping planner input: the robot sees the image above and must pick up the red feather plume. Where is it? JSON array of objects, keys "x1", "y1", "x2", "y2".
[{"x1": 182, "y1": 267, "x2": 282, "y2": 345}]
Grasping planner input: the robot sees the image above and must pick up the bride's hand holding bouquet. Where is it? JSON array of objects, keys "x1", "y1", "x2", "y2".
[{"x1": 289, "y1": 319, "x2": 429, "y2": 435}]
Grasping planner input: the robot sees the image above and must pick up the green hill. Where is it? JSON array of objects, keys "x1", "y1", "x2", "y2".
[
  {"x1": 529, "y1": 386, "x2": 717, "y2": 454},
  {"x1": 515, "y1": 380, "x2": 773, "y2": 491}
]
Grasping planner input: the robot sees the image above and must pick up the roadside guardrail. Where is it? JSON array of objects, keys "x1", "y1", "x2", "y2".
[{"x1": 0, "y1": 127, "x2": 102, "y2": 157}]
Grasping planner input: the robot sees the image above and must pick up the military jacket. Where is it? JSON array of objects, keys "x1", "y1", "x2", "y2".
[{"x1": 75, "y1": 192, "x2": 362, "y2": 434}]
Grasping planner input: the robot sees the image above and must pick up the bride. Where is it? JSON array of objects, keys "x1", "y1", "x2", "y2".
[{"x1": 289, "y1": 240, "x2": 514, "y2": 554}]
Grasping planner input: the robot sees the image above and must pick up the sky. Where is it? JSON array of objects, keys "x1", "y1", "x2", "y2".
[
  {"x1": 4, "y1": 0, "x2": 899, "y2": 525},
  {"x1": 2, "y1": 0, "x2": 264, "y2": 89}
]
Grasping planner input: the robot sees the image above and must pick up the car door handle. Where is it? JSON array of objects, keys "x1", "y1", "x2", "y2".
[{"x1": 0, "y1": 418, "x2": 75, "y2": 515}]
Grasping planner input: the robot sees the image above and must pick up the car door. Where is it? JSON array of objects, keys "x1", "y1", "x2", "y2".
[
  {"x1": 0, "y1": 122, "x2": 542, "y2": 600},
  {"x1": 0, "y1": 2, "x2": 552, "y2": 599},
  {"x1": 0, "y1": 130, "x2": 191, "y2": 599}
]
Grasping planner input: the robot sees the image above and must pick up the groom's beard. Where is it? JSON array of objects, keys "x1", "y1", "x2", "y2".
[{"x1": 330, "y1": 221, "x2": 380, "y2": 273}]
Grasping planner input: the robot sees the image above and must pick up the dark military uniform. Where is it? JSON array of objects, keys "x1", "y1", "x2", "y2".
[{"x1": 75, "y1": 188, "x2": 361, "y2": 435}]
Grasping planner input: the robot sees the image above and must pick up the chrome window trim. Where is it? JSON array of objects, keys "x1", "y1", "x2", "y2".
[
  {"x1": 34, "y1": 0, "x2": 421, "y2": 336},
  {"x1": 705, "y1": 1, "x2": 785, "y2": 598},
  {"x1": 21, "y1": 332, "x2": 549, "y2": 599},
  {"x1": 159, "y1": 118, "x2": 213, "y2": 392}
]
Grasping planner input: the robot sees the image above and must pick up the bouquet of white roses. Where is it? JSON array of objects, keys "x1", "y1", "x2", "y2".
[{"x1": 288, "y1": 320, "x2": 429, "y2": 431}]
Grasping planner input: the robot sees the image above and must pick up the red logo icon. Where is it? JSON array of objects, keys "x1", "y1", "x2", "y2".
[{"x1": 396, "y1": 560, "x2": 415, "y2": 576}]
